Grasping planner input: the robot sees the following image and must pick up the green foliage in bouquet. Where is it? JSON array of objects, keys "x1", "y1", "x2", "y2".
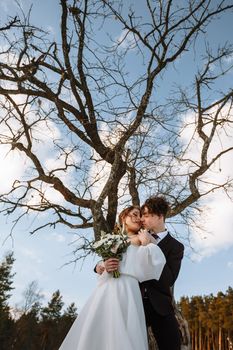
[{"x1": 91, "y1": 230, "x2": 130, "y2": 278}]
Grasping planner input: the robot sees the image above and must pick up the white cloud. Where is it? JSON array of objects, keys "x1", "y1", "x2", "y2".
[
  {"x1": 0, "y1": 145, "x2": 29, "y2": 193},
  {"x1": 227, "y1": 261, "x2": 233, "y2": 270},
  {"x1": 189, "y1": 195, "x2": 233, "y2": 260},
  {"x1": 19, "y1": 247, "x2": 42, "y2": 264},
  {"x1": 98, "y1": 118, "x2": 132, "y2": 148},
  {"x1": 179, "y1": 105, "x2": 233, "y2": 260},
  {"x1": 48, "y1": 232, "x2": 66, "y2": 243},
  {"x1": 88, "y1": 145, "x2": 130, "y2": 203},
  {"x1": 223, "y1": 54, "x2": 233, "y2": 65},
  {"x1": 0, "y1": 112, "x2": 63, "y2": 203},
  {"x1": 46, "y1": 25, "x2": 55, "y2": 35},
  {"x1": 0, "y1": 95, "x2": 81, "y2": 207},
  {"x1": 116, "y1": 29, "x2": 137, "y2": 50},
  {"x1": 25, "y1": 184, "x2": 65, "y2": 207},
  {"x1": 88, "y1": 152, "x2": 111, "y2": 200}
]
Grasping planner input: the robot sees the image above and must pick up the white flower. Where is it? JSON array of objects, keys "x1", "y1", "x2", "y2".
[
  {"x1": 110, "y1": 241, "x2": 121, "y2": 254},
  {"x1": 92, "y1": 240, "x2": 104, "y2": 249}
]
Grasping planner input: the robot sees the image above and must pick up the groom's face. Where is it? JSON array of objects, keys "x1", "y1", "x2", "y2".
[{"x1": 141, "y1": 207, "x2": 164, "y2": 232}]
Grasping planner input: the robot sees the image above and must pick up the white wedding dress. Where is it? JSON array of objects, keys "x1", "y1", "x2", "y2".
[{"x1": 59, "y1": 243, "x2": 165, "y2": 350}]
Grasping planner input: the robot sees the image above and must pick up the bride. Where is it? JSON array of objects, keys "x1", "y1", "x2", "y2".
[{"x1": 59, "y1": 206, "x2": 166, "y2": 350}]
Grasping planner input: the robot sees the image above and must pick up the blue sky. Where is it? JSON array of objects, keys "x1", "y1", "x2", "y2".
[{"x1": 0, "y1": 0, "x2": 233, "y2": 312}]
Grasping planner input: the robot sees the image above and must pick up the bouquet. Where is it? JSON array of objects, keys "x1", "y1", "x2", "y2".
[{"x1": 91, "y1": 230, "x2": 130, "y2": 278}]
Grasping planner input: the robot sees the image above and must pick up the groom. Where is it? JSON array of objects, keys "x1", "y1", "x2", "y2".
[{"x1": 139, "y1": 196, "x2": 184, "y2": 350}]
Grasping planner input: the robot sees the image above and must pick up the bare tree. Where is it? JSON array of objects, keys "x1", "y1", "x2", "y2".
[
  {"x1": 1, "y1": 0, "x2": 233, "y2": 239},
  {"x1": 1, "y1": 1, "x2": 233, "y2": 348},
  {"x1": 20, "y1": 280, "x2": 44, "y2": 314},
  {"x1": 0, "y1": 16, "x2": 19, "y2": 32}
]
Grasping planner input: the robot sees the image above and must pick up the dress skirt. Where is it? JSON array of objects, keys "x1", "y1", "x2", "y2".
[
  {"x1": 59, "y1": 243, "x2": 166, "y2": 350},
  {"x1": 59, "y1": 273, "x2": 148, "y2": 350}
]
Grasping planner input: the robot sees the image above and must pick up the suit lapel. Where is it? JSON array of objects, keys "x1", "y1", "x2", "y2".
[
  {"x1": 157, "y1": 232, "x2": 172, "y2": 254},
  {"x1": 158, "y1": 232, "x2": 171, "y2": 246}
]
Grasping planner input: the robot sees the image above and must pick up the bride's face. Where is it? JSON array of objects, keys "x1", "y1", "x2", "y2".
[{"x1": 124, "y1": 208, "x2": 141, "y2": 234}]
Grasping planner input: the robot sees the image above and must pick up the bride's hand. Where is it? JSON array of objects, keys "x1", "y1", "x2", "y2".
[
  {"x1": 138, "y1": 229, "x2": 152, "y2": 246},
  {"x1": 104, "y1": 258, "x2": 119, "y2": 273}
]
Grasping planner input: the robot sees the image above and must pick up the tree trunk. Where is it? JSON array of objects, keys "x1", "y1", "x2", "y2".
[
  {"x1": 219, "y1": 325, "x2": 222, "y2": 350},
  {"x1": 199, "y1": 321, "x2": 202, "y2": 350},
  {"x1": 227, "y1": 331, "x2": 233, "y2": 350},
  {"x1": 207, "y1": 328, "x2": 211, "y2": 350},
  {"x1": 174, "y1": 304, "x2": 191, "y2": 350},
  {"x1": 195, "y1": 326, "x2": 198, "y2": 350},
  {"x1": 212, "y1": 330, "x2": 216, "y2": 350},
  {"x1": 192, "y1": 330, "x2": 195, "y2": 350}
]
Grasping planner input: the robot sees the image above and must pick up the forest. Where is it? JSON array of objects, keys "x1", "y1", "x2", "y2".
[
  {"x1": 178, "y1": 289, "x2": 233, "y2": 350},
  {"x1": 0, "y1": 253, "x2": 77, "y2": 349},
  {"x1": 0, "y1": 253, "x2": 232, "y2": 350}
]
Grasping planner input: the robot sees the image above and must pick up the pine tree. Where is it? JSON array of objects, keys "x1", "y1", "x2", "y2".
[
  {"x1": 57, "y1": 302, "x2": 78, "y2": 348},
  {"x1": 12, "y1": 281, "x2": 43, "y2": 350},
  {"x1": 63, "y1": 302, "x2": 77, "y2": 321},
  {"x1": 178, "y1": 288, "x2": 233, "y2": 350},
  {"x1": 41, "y1": 290, "x2": 64, "y2": 321},
  {"x1": 40, "y1": 290, "x2": 64, "y2": 350},
  {"x1": 0, "y1": 252, "x2": 15, "y2": 311},
  {"x1": 0, "y1": 252, "x2": 16, "y2": 349}
]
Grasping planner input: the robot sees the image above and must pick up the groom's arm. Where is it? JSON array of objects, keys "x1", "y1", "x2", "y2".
[
  {"x1": 94, "y1": 258, "x2": 119, "y2": 274},
  {"x1": 94, "y1": 261, "x2": 105, "y2": 274},
  {"x1": 159, "y1": 242, "x2": 184, "y2": 287}
]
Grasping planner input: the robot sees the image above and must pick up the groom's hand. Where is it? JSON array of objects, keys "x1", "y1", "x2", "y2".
[
  {"x1": 104, "y1": 258, "x2": 119, "y2": 273},
  {"x1": 138, "y1": 229, "x2": 152, "y2": 245},
  {"x1": 96, "y1": 263, "x2": 105, "y2": 275}
]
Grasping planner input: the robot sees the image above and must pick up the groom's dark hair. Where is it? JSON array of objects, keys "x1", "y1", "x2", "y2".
[{"x1": 141, "y1": 196, "x2": 169, "y2": 219}]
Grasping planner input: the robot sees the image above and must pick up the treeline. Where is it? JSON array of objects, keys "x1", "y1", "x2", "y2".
[
  {"x1": 0, "y1": 253, "x2": 77, "y2": 350},
  {"x1": 178, "y1": 287, "x2": 233, "y2": 350},
  {"x1": 1, "y1": 253, "x2": 233, "y2": 350}
]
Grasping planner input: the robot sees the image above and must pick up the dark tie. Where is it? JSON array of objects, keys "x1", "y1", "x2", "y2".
[{"x1": 151, "y1": 233, "x2": 159, "y2": 239}]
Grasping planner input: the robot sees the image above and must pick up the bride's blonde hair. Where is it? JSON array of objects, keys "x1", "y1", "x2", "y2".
[
  {"x1": 118, "y1": 206, "x2": 141, "y2": 246},
  {"x1": 118, "y1": 205, "x2": 140, "y2": 227}
]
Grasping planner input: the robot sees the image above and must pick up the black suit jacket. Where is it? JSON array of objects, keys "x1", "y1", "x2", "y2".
[{"x1": 140, "y1": 233, "x2": 184, "y2": 316}]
